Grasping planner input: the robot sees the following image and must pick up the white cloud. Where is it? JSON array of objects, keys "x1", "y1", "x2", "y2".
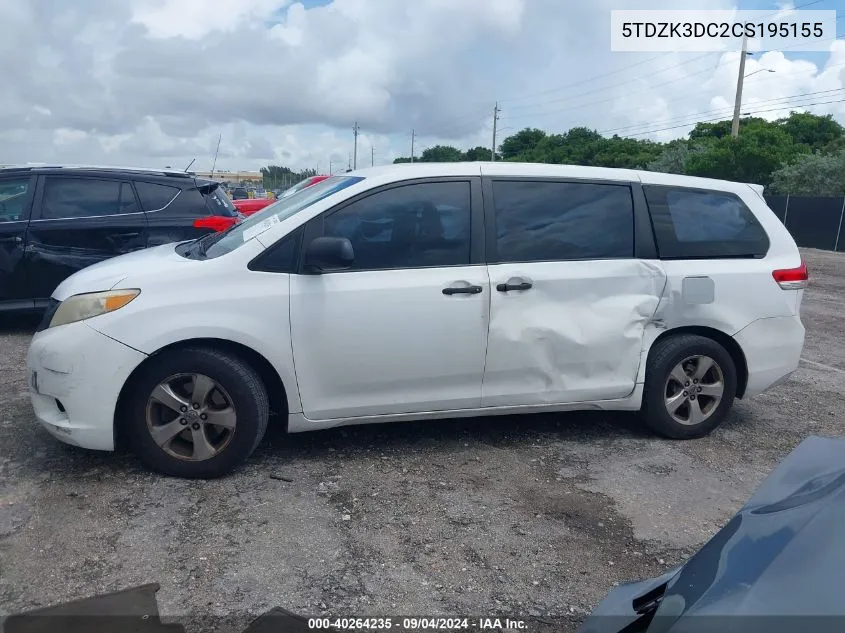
[
  {"x1": 1, "y1": 0, "x2": 843, "y2": 173},
  {"x1": 131, "y1": 0, "x2": 290, "y2": 39}
]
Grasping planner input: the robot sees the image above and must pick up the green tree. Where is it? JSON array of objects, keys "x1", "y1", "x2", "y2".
[
  {"x1": 689, "y1": 120, "x2": 734, "y2": 141},
  {"x1": 499, "y1": 128, "x2": 546, "y2": 160},
  {"x1": 463, "y1": 146, "x2": 491, "y2": 161},
  {"x1": 770, "y1": 149, "x2": 845, "y2": 195},
  {"x1": 647, "y1": 139, "x2": 698, "y2": 174},
  {"x1": 686, "y1": 120, "x2": 798, "y2": 186},
  {"x1": 777, "y1": 112, "x2": 844, "y2": 153},
  {"x1": 591, "y1": 136, "x2": 663, "y2": 169},
  {"x1": 419, "y1": 145, "x2": 464, "y2": 162},
  {"x1": 260, "y1": 165, "x2": 316, "y2": 189}
]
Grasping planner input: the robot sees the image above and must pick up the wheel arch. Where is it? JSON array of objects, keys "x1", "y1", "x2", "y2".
[
  {"x1": 648, "y1": 326, "x2": 749, "y2": 398},
  {"x1": 114, "y1": 337, "x2": 290, "y2": 451}
]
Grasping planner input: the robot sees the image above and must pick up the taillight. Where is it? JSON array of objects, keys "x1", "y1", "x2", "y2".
[
  {"x1": 193, "y1": 216, "x2": 237, "y2": 232},
  {"x1": 772, "y1": 261, "x2": 808, "y2": 290}
]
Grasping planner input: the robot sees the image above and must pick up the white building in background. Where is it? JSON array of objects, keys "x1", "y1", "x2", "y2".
[{"x1": 194, "y1": 170, "x2": 263, "y2": 185}]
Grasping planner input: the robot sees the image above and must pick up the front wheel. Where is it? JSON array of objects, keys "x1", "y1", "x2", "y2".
[
  {"x1": 640, "y1": 334, "x2": 737, "y2": 439},
  {"x1": 125, "y1": 347, "x2": 269, "y2": 478}
]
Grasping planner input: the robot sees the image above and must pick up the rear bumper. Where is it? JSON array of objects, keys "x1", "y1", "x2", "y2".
[
  {"x1": 733, "y1": 315, "x2": 805, "y2": 398},
  {"x1": 27, "y1": 321, "x2": 147, "y2": 451}
]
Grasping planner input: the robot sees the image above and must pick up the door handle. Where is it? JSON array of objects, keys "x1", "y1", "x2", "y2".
[
  {"x1": 0, "y1": 236, "x2": 23, "y2": 244},
  {"x1": 496, "y1": 280, "x2": 533, "y2": 292},
  {"x1": 113, "y1": 232, "x2": 141, "y2": 239},
  {"x1": 442, "y1": 284, "x2": 483, "y2": 295}
]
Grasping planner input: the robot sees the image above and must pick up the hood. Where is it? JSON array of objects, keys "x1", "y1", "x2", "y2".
[
  {"x1": 52, "y1": 243, "x2": 189, "y2": 301},
  {"x1": 581, "y1": 435, "x2": 845, "y2": 633}
]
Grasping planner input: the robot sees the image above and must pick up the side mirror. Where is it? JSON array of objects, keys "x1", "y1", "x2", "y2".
[{"x1": 304, "y1": 236, "x2": 354, "y2": 273}]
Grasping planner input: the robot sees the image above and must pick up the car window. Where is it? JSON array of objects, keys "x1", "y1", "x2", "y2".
[
  {"x1": 154, "y1": 187, "x2": 208, "y2": 217},
  {"x1": 40, "y1": 177, "x2": 123, "y2": 220},
  {"x1": 205, "y1": 186, "x2": 238, "y2": 217},
  {"x1": 135, "y1": 182, "x2": 181, "y2": 212},
  {"x1": 492, "y1": 180, "x2": 634, "y2": 262},
  {"x1": 643, "y1": 186, "x2": 770, "y2": 259},
  {"x1": 0, "y1": 178, "x2": 30, "y2": 222},
  {"x1": 320, "y1": 181, "x2": 472, "y2": 271}
]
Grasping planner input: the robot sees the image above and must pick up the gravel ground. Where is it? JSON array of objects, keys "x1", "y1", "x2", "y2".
[{"x1": 1, "y1": 248, "x2": 843, "y2": 632}]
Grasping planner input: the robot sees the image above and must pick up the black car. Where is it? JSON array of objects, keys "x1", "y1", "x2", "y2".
[
  {"x1": 0, "y1": 165, "x2": 240, "y2": 315},
  {"x1": 231, "y1": 187, "x2": 249, "y2": 200}
]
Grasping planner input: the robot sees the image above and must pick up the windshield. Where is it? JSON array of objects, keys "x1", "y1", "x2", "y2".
[
  {"x1": 280, "y1": 177, "x2": 316, "y2": 199},
  {"x1": 203, "y1": 175, "x2": 364, "y2": 259}
]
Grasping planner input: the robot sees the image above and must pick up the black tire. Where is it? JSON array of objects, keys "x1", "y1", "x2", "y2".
[
  {"x1": 125, "y1": 347, "x2": 269, "y2": 478},
  {"x1": 640, "y1": 334, "x2": 737, "y2": 439}
]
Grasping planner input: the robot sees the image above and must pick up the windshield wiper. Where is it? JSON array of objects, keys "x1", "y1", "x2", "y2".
[{"x1": 191, "y1": 221, "x2": 241, "y2": 259}]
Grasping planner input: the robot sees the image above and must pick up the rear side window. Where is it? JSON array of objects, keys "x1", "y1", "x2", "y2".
[
  {"x1": 492, "y1": 180, "x2": 634, "y2": 262},
  {"x1": 643, "y1": 186, "x2": 770, "y2": 259},
  {"x1": 135, "y1": 182, "x2": 180, "y2": 211},
  {"x1": 41, "y1": 177, "x2": 122, "y2": 219}
]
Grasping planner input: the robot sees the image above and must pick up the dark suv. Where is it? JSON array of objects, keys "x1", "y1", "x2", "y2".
[{"x1": 0, "y1": 165, "x2": 241, "y2": 315}]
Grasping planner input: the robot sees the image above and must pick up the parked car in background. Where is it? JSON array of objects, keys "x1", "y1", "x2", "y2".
[
  {"x1": 232, "y1": 196, "x2": 275, "y2": 216},
  {"x1": 26, "y1": 163, "x2": 806, "y2": 477},
  {"x1": 231, "y1": 187, "x2": 249, "y2": 200},
  {"x1": 279, "y1": 174, "x2": 330, "y2": 199},
  {"x1": 0, "y1": 165, "x2": 241, "y2": 315}
]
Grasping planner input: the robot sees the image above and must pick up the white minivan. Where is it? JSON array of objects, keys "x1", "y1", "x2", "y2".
[{"x1": 26, "y1": 163, "x2": 807, "y2": 478}]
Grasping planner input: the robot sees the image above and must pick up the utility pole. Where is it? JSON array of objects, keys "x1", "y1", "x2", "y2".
[
  {"x1": 410, "y1": 129, "x2": 415, "y2": 163},
  {"x1": 371, "y1": 146, "x2": 374, "y2": 167},
  {"x1": 731, "y1": 35, "x2": 749, "y2": 139},
  {"x1": 329, "y1": 160, "x2": 334, "y2": 175},
  {"x1": 352, "y1": 121, "x2": 359, "y2": 169},
  {"x1": 491, "y1": 102, "x2": 500, "y2": 161},
  {"x1": 347, "y1": 153, "x2": 352, "y2": 171}
]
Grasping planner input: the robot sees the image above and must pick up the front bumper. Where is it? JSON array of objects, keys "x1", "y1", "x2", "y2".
[{"x1": 27, "y1": 321, "x2": 147, "y2": 451}]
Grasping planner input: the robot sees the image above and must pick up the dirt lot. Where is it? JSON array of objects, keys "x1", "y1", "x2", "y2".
[{"x1": 1, "y1": 248, "x2": 844, "y2": 632}]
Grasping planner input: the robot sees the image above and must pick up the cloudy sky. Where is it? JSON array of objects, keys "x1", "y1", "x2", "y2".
[{"x1": 1, "y1": 0, "x2": 844, "y2": 174}]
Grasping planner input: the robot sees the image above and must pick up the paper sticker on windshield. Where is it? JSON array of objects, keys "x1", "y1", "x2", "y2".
[{"x1": 241, "y1": 215, "x2": 281, "y2": 242}]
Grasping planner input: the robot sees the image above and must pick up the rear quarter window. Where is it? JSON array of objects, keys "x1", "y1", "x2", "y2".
[
  {"x1": 643, "y1": 185, "x2": 770, "y2": 259},
  {"x1": 135, "y1": 182, "x2": 181, "y2": 212}
]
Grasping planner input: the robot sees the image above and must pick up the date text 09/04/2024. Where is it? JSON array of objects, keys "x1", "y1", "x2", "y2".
[{"x1": 307, "y1": 618, "x2": 529, "y2": 630}]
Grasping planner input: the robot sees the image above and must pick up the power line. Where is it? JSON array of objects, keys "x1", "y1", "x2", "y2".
[
  {"x1": 600, "y1": 87, "x2": 845, "y2": 136},
  {"x1": 616, "y1": 96, "x2": 845, "y2": 139},
  {"x1": 409, "y1": 0, "x2": 842, "y2": 143},
  {"x1": 504, "y1": 60, "x2": 728, "y2": 122},
  {"x1": 505, "y1": 53, "x2": 719, "y2": 113}
]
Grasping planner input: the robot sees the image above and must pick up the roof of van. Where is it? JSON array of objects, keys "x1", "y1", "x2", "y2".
[{"x1": 344, "y1": 162, "x2": 761, "y2": 194}]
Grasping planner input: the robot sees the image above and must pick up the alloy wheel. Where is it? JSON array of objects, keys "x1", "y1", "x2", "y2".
[
  {"x1": 145, "y1": 373, "x2": 237, "y2": 461},
  {"x1": 663, "y1": 355, "x2": 725, "y2": 426}
]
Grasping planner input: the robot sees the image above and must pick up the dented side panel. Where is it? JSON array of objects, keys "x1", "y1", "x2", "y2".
[{"x1": 482, "y1": 259, "x2": 667, "y2": 406}]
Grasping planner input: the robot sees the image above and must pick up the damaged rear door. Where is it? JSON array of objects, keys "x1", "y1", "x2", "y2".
[
  {"x1": 481, "y1": 176, "x2": 666, "y2": 407},
  {"x1": 25, "y1": 175, "x2": 149, "y2": 302}
]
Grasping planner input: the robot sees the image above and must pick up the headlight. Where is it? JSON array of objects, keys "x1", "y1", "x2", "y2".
[{"x1": 49, "y1": 289, "x2": 141, "y2": 328}]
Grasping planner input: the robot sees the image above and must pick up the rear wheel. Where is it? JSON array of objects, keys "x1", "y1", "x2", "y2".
[
  {"x1": 640, "y1": 334, "x2": 737, "y2": 439},
  {"x1": 126, "y1": 347, "x2": 269, "y2": 478}
]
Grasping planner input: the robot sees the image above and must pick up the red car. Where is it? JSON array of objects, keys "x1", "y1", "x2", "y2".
[
  {"x1": 232, "y1": 175, "x2": 331, "y2": 216},
  {"x1": 232, "y1": 197, "x2": 275, "y2": 215}
]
